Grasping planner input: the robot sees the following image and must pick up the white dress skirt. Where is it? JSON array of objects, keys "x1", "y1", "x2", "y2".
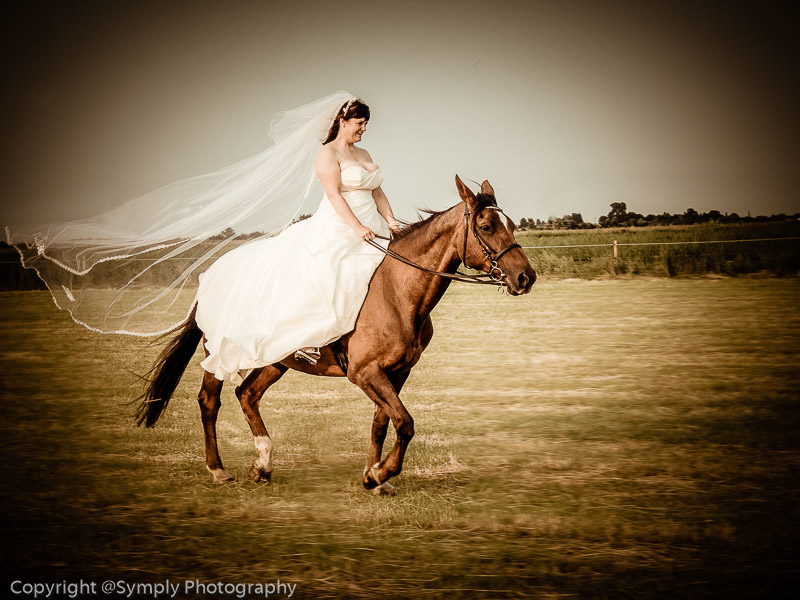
[{"x1": 194, "y1": 165, "x2": 388, "y2": 384}]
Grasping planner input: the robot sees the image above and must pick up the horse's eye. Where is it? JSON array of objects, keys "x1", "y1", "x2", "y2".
[{"x1": 480, "y1": 225, "x2": 492, "y2": 233}]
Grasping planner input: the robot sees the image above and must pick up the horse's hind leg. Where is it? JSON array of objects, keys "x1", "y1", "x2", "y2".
[
  {"x1": 235, "y1": 364, "x2": 288, "y2": 482},
  {"x1": 198, "y1": 370, "x2": 233, "y2": 483}
]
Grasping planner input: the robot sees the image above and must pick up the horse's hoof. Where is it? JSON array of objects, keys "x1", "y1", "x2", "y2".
[
  {"x1": 207, "y1": 467, "x2": 235, "y2": 484},
  {"x1": 373, "y1": 482, "x2": 396, "y2": 496},
  {"x1": 250, "y1": 460, "x2": 272, "y2": 483},
  {"x1": 362, "y1": 463, "x2": 381, "y2": 490}
]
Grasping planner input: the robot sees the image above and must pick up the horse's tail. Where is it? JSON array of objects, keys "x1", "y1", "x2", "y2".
[{"x1": 136, "y1": 305, "x2": 203, "y2": 428}]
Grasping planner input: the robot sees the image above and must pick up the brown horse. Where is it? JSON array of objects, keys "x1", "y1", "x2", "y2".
[{"x1": 137, "y1": 176, "x2": 536, "y2": 494}]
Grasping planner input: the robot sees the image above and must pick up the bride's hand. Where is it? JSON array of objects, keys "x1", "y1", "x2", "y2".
[
  {"x1": 354, "y1": 224, "x2": 376, "y2": 241},
  {"x1": 388, "y1": 220, "x2": 403, "y2": 234}
]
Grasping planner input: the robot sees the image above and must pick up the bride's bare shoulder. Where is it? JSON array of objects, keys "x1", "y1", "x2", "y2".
[
  {"x1": 317, "y1": 144, "x2": 337, "y2": 160},
  {"x1": 315, "y1": 145, "x2": 339, "y2": 168},
  {"x1": 355, "y1": 146, "x2": 373, "y2": 161}
]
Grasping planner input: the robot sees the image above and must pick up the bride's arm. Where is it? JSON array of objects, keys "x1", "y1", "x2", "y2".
[
  {"x1": 315, "y1": 148, "x2": 375, "y2": 241},
  {"x1": 371, "y1": 186, "x2": 401, "y2": 232},
  {"x1": 361, "y1": 150, "x2": 400, "y2": 233}
]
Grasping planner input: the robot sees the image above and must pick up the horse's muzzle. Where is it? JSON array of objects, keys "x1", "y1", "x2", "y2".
[{"x1": 506, "y1": 267, "x2": 536, "y2": 295}]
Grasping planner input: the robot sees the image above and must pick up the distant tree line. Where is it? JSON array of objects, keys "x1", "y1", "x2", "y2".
[
  {"x1": 519, "y1": 213, "x2": 592, "y2": 230},
  {"x1": 518, "y1": 203, "x2": 800, "y2": 230}
]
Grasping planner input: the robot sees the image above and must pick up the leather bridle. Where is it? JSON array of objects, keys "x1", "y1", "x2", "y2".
[
  {"x1": 460, "y1": 201, "x2": 521, "y2": 283},
  {"x1": 366, "y1": 200, "x2": 522, "y2": 288}
]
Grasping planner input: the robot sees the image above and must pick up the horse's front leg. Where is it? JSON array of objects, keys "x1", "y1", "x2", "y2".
[
  {"x1": 365, "y1": 406, "x2": 394, "y2": 495},
  {"x1": 351, "y1": 365, "x2": 415, "y2": 491},
  {"x1": 365, "y1": 371, "x2": 410, "y2": 496},
  {"x1": 366, "y1": 405, "x2": 390, "y2": 471},
  {"x1": 235, "y1": 364, "x2": 288, "y2": 482}
]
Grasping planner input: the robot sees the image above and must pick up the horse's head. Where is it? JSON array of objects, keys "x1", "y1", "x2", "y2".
[{"x1": 455, "y1": 175, "x2": 536, "y2": 295}]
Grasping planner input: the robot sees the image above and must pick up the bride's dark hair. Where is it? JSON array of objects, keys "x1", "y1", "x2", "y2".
[{"x1": 322, "y1": 99, "x2": 370, "y2": 144}]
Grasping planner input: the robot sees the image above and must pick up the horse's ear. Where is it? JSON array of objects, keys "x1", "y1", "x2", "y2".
[
  {"x1": 480, "y1": 180, "x2": 495, "y2": 196},
  {"x1": 455, "y1": 175, "x2": 476, "y2": 205}
]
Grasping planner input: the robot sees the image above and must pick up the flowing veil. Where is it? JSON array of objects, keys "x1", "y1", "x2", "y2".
[{"x1": 5, "y1": 90, "x2": 356, "y2": 336}]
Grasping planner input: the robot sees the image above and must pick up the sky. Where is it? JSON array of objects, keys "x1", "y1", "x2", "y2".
[{"x1": 2, "y1": 0, "x2": 798, "y2": 227}]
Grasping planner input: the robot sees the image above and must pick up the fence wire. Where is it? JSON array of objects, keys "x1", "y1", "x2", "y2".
[{"x1": 521, "y1": 236, "x2": 800, "y2": 249}]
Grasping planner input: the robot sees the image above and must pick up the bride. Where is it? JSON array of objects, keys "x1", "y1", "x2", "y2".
[
  {"x1": 195, "y1": 97, "x2": 401, "y2": 384},
  {"x1": 5, "y1": 91, "x2": 401, "y2": 384}
]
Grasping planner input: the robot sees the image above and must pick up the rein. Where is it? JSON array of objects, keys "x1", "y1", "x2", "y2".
[{"x1": 365, "y1": 202, "x2": 521, "y2": 288}]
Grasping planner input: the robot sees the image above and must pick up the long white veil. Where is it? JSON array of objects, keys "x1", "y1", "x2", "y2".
[{"x1": 5, "y1": 90, "x2": 355, "y2": 336}]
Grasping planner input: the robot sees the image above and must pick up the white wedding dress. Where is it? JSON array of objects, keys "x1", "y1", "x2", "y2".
[{"x1": 195, "y1": 165, "x2": 388, "y2": 384}]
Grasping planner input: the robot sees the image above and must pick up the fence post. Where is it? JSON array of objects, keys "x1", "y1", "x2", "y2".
[{"x1": 613, "y1": 240, "x2": 618, "y2": 261}]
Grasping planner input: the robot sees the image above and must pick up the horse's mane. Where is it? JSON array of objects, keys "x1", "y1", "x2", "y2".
[
  {"x1": 392, "y1": 208, "x2": 451, "y2": 240},
  {"x1": 392, "y1": 194, "x2": 498, "y2": 241}
]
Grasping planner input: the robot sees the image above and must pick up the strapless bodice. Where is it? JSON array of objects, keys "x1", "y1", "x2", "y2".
[{"x1": 340, "y1": 165, "x2": 383, "y2": 192}]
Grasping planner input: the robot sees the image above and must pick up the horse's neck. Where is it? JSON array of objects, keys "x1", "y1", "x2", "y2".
[{"x1": 385, "y1": 204, "x2": 463, "y2": 318}]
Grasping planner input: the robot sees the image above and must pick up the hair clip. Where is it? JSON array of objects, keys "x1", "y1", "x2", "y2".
[{"x1": 341, "y1": 98, "x2": 356, "y2": 119}]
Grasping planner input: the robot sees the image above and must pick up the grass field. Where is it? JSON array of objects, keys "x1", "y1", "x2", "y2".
[{"x1": 1, "y1": 279, "x2": 799, "y2": 598}]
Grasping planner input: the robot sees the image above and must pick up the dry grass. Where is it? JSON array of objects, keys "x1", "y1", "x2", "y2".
[{"x1": 1, "y1": 278, "x2": 798, "y2": 598}]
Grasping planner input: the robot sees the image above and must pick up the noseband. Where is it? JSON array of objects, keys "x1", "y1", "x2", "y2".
[{"x1": 460, "y1": 202, "x2": 522, "y2": 283}]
